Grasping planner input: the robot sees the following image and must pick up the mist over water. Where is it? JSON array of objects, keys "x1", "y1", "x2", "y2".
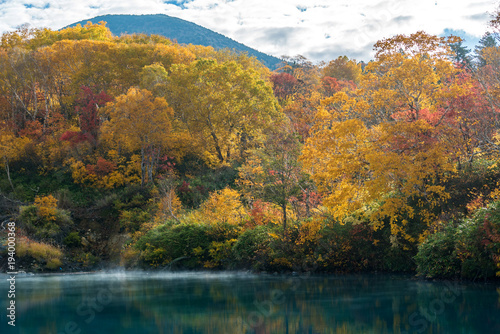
[{"x1": 1, "y1": 271, "x2": 499, "y2": 333}]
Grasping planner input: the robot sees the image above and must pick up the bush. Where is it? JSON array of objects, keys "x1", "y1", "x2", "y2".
[
  {"x1": 18, "y1": 204, "x2": 74, "y2": 243},
  {"x1": 134, "y1": 223, "x2": 213, "y2": 268},
  {"x1": 15, "y1": 236, "x2": 63, "y2": 270},
  {"x1": 455, "y1": 205, "x2": 499, "y2": 279},
  {"x1": 313, "y1": 221, "x2": 381, "y2": 273},
  {"x1": 415, "y1": 224, "x2": 461, "y2": 279},
  {"x1": 205, "y1": 239, "x2": 237, "y2": 268},
  {"x1": 63, "y1": 232, "x2": 81, "y2": 248},
  {"x1": 133, "y1": 219, "x2": 245, "y2": 269},
  {"x1": 120, "y1": 245, "x2": 141, "y2": 268},
  {"x1": 415, "y1": 200, "x2": 500, "y2": 280},
  {"x1": 73, "y1": 252, "x2": 100, "y2": 268},
  {"x1": 232, "y1": 225, "x2": 273, "y2": 270},
  {"x1": 195, "y1": 188, "x2": 248, "y2": 226},
  {"x1": 119, "y1": 208, "x2": 151, "y2": 232},
  {"x1": 175, "y1": 160, "x2": 239, "y2": 208},
  {"x1": 114, "y1": 188, "x2": 155, "y2": 232}
]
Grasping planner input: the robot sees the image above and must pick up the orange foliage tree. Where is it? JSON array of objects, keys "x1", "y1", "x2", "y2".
[{"x1": 302, "y1": 32, "x2": 467, "y2": 245}]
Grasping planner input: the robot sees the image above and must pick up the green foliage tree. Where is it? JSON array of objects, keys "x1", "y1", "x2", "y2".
[{"x1": 238, "y1": 126, "x2": 306, "y2": 235}]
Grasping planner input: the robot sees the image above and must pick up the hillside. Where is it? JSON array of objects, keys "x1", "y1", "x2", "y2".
[{"x1": 66, "y1": 14, "x2": 282, "y2": 69}]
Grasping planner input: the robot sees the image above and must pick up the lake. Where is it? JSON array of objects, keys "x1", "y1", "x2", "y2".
[{"x1": 0, "y1": 271, "x2": 499, "y2": 333}]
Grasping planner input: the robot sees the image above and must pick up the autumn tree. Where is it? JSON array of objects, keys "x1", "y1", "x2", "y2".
[
  {"x1": 272, "y1": 56, "x2": 327, "y2": 141},
  {"x1": 444, "y1": 72, "x2": 498, "y2": 165},
  {"x1": 101, "y1": 88, "x2": 174, "y2": 186},
  {"x1": 302, "y1": 31, "x2": 465, "y2": 245},
  {"x1": 165, "y1": 59, "x2": 280, "y2": 166},
  {"x1": 76, "y1": 86, "x2": 112, "y2": 146},
  {"x1": 195, "y1": 188, "x2": 247, "y2": 226},
  {"x1": 28, "y1": 21, "x2": 113, "y2": 49},
  {"x1": 238, "y1": 125, "x2": 307, "y2": 236},
  {"x1": 270, "y1": 72, "x2": 299, "y2": 102},
  {"x1": 0, "y1": 23, "x2": 115, "y2": 127},
  {"x1": 61, "y1": 86, "x2": 112, "y2": 148},
  {"x1": 475, "y1": 32, "x2": 498, "y2": 67},
  {"x1": 140, "y1": 63, "x2": 169, "y2": 96},
  {"x1": 0, "y1": 123, "x2": 30, "y2": 190},
  {"x1": 0, "y1": 44, "x2": 48, "y2": 129},
  {"x1": 471, "y1": 10, "x2": 500, "y2": 157},
  {"x1": 320, "y1": 76, "x2": 357, "y2": 97},
  {"x1": 321, "y1": 56, "x2": 362, "y2": 83}
]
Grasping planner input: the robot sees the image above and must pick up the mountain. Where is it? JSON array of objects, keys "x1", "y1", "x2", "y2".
[{"x1": 66, "y1": 14, "x2": 282, "y2": 69}]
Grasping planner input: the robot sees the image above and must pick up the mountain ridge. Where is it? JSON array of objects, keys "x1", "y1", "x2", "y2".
[{"x1": 66, "y1": 14, "x2": 282, "y2": 69}]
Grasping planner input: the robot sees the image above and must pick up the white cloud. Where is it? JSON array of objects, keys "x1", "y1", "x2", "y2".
[{"x1": 0, "y1": 0, "x2": 497, "y2": 62}]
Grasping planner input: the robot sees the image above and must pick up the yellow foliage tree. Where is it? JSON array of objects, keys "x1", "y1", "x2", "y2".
[
  {"x1": 101, "y1": 88, "x2": 174, "y2": 186},
  {"x1": 322, "y1": 55, "x2": 362, "y2": 83},
  {"x1": 165, "y1": 59, "x2": 281, "y2": 166},
  {"x1": 302, "y1": 32, "x2": 463, "y2": 245},
  {"x1": 29, "y1": 21, "x2": 113, "y2": 49},
  {"x1": 67, "y1": 153, "x2": 141, "y2": 189},
  {"x1": 34, "y1": 195, "x2": 58, "y2": 221},
  {"x1": 195, "y1": 188, "x2": 247, "y2": 226},
  {"x1": 155, "y1": 173, "x2": 183, "y2": 223},
  {"x1": 0, "y1": 125, "x2": 31, "y2": 190}
]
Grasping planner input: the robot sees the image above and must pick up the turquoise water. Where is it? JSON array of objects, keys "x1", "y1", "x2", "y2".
[{"x1": 0, "y1": 271, "x2": 499, "y2": 333}]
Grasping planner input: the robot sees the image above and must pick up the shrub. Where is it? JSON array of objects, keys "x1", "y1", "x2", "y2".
[
  {"x1": 119, "y1": 208, "x2": 151, "y2": 232},
  {"x1": 73, "y1": 252, "x2": 100, "y2": 268},
  {"x1": 205, "y1": 239, "x2": 237, "y2": 268},
  {"x1": 18, "y1": 204, "x2": 74, "y2": 243},
  {"x1": 134, "y1": 223, "x2": 212, "y2": 268},
  {"x1": 415, "y1": 224, "x2": 461, "y2": 278},
  {"x1": 133, "y1": 219, "x2": 245, "y2": 269},
  {"x1": 455, "y1": 206, "x2": 498, "y2": 279},
  {"x1": 415, "y1": 200, "x2": 500, "y2": 280},
  {"x1": 34, "y1": 195, "x2": 58, "y2": 221},
  {"x1": 232, "y1": 225, "x2": 273, "y2": 270},
  {"x1": 63, "y1": 232, "x2": 81, "y2": 248},
  {"x1": 120, "y1": 245, "x2": 141, "y2": 268},
  {"x1": 175, "y1": 160, "x2": 239, "y2": 208},
  {"x1": 113, "y1": 189, "x2": 155, "y2": 233},
  {"x1": 15, "y1": 236, "x2": 63, "y2": 270},
  {"x1": 196, "y1": 188, "x2": 248, "y2": 226},
  {"x1": 313, "y1": 221, "x2": 379, "y2": 273}
]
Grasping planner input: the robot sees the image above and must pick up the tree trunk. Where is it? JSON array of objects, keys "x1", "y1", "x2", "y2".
[
  {"x1": 140, "y1": 146, "x2": 146, "y2": 187},
  {"x1": 305, "y1": 190, "x2": 310, "y2": 218},
  {"x1": 211, "y1": 131, "x2": 224, "y2": 163},
  {"x1": 166, "y1": 189, "x2": 180, "y2": 223},
  {"x1": 282, "y1": 202, "x2": 287, "y2": 239},
  {"x1": 3, "y1": 157, "x2": 14, "y2": 192},
  {"x1": 147, "y1": 154, "x2": 153, "y2": 184}
]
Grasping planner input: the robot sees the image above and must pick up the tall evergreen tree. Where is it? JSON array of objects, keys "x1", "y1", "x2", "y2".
[
  {"x1": 450, "y1": 40, "x2": 472, "y2": 69},
  {"x1": 475, "y1": 32, "x2": 498, "y2": 67}
]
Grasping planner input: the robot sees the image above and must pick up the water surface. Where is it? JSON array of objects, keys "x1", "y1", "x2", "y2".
[{"x1": 0, "y1": 271, "x2": 499, "y2": 333}]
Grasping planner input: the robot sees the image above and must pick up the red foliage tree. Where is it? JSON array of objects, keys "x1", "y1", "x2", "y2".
[
  {"x1": 61, "y1": 86, "x2": 112, "y2": 147},
  {"x1": 76, "y1": 86, "x2": 112, "y2": 146},
  {"x1": 321, "y1": 77, "x2": 356, "y2": 96},
  {"x1": 270, "y1": 72, "x2": 299, "y2": 102}
]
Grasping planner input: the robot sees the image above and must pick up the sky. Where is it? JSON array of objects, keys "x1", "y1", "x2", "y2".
[{"x1": 0, "y1": 0, "x2": 499, "y2": 62}]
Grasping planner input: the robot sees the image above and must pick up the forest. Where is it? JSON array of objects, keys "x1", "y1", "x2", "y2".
[{"x1": 1, "y1": 12, "x2": 500, "y2": 281}]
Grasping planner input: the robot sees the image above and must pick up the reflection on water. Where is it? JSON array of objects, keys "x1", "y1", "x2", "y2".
[{"x1": 0, "y1": 271, "x2": 499, "y2": 334}]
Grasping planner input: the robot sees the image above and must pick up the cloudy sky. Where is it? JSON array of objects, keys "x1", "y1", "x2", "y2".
[{"x1": 0, "y1": 0, "x2": 498, "y2": 62}]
